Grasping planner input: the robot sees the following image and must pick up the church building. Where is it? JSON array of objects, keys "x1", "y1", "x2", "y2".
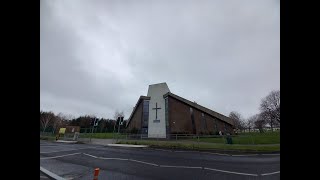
[{"x1": 126, "y1": 83, "x2": 234, "y2": 138}]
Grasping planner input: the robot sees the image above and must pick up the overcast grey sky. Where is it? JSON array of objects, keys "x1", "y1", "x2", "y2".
[{"x1": 40, "y1": 0, "x2": 279, "y2": 120}]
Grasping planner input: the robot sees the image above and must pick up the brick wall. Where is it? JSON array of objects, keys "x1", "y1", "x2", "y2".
[
  {"x1": 127, "y1": 100, "x2": 143, "y2": 131},
  {"x1": 168, "y1": 96, "x2": 233, "y2": 134}
]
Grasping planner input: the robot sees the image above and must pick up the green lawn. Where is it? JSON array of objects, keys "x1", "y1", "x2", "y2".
[
  {"x1": 77, "y1": 132, "x2": 279, "y2": 144},
  {"x1": 196, "y1": 132, "x2": 280, "y2": 145},
  {"x1": 117, "y1": 140, "x2": 280, "y2": 152},
  {"x1": 116, "y1": 132, "x2": 280, "y2": 152},
  {"x1": 80, "y1": 133, "x2": 125, "y2": 139},
  {"x1": 40, "y1": 135, "x2": 56, "y2": 141}
]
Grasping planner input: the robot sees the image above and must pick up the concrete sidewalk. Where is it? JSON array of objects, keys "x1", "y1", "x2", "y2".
[
  {"x1": 87, "y1": 138, "x2": 115, "y2": 145},
  {"x1": 56, "y1": 140, "x2": 77, "y2": 144},
  {"x1": 107, "y1": 144, "x2": 148, "y2": 148},
  {"x1": 77, "y1": 138, "x2": 148, "y2": 148}
]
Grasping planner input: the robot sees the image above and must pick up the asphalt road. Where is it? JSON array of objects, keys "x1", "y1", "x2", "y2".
[
  {"x1": 40, "y1": 171, "x2": 49, "y2": 180},
  {"x1": 40, "y1": 140, "x2": 280, "y2": 180}
]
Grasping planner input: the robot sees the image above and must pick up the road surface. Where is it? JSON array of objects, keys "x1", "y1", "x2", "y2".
[{"x1": 40, "y1": 140, "x2": 280, "y2": 180}]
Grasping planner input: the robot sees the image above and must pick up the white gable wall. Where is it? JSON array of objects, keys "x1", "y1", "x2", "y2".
[{"x1": 147, "y1": 83, "x2": 170, "y2": 138}]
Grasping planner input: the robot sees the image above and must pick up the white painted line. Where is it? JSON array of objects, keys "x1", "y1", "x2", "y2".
[
  {"x1": 40, "y1": 166, "x2": 66, "y2": 180},
  {"x1": 174, "y1": 151, "x2": 196, "y2": 153},
  {"x1": 204, "y1": 167, "x2": 258, "y2": 176},
  {"x1": 129, "y1": 159, "x2": 158, "y2": 166},
  {"x1": 153, "y1": 148, "x2": 172, "y2": 152},
  {"x1": 160, "y1": 165, "x2": 202, "y2": 169},
  {"x1": 80, "y1": 152, "x2": 268, "y2": 177},
  {"x1": 201, "y1": 152, "x2": 230, "y2": 156},
  {"x1": 83, "y1": 153, "x2": 157, "y2": 166},
  {"x1": 56, "y1": 140, "x2": 77, "y2": 143},
  {"x1": 261, "y1": 154, "x2": 280, "y2": 156},
  {"x1": 149, "y1": 148, "x2": 275, "y2": 157},
  {"x1": 40, "y1": 152, "x2": 81, "y2": 160},
  {"x1": 82, "y1": 153, "x2": 128, "y2": 161},
  {"x1": 82, "y1": 153, "x2": 98, "y2": 158},
  {"x1": 261, "y1": 171, "x2": 280, "y2": 176},
  {"x1": 231, "y1": 154, "x2": 258, "y2": 157},
  {"x1": 40, "y1": 146, "x2": 99, "y2": 154},
  {"x1": 99, "y1": 157, "x2": 129, "y2": 161}
]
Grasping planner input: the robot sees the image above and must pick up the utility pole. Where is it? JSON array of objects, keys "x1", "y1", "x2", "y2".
[
  {"x1": 112, "y1": 117, "x2": 117, "y2": 141},
  {"x1": 113, "y1": 119, "x2": 116, "y2": 133},
  {"x1": 90, "y1": 118, "x2": 94, "y2": 142},
  {"x1": 90, "y1": 118, "x2": 98, "y2": 142}
]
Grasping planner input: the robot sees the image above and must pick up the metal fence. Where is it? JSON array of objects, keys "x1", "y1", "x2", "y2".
[
  {"x1": 111, "y1": 132, "x2": 280, "y2": 145},
  {"x1": 40, "y1": 126, "x2": 280, "y2": 153}
]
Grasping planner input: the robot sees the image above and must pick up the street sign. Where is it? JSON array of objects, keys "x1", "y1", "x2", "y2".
[{"x1": 59, "y1": 128, "x2": 66, "y2": 134}]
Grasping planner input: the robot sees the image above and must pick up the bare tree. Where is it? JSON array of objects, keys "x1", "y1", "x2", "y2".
[
  {"x1": 40, "y1": 111, "x2": 55, "y2": 133},
  {"x1": 52, "y1": 112, "x2": 64, "y2": 134},
  {"x1": 260, "y1": 90, "x2": 280, "y2": 126},
  {"x1": 229, "y1": 111, "x2": 245, "y2": 132},
  {"x1": 255, "y1": 113, "x2": 267, "y2": 133},
  {"x1": 64, "y1": 114, "x2": 75, "y2": 121},
  {"x1": 247, "y1": 114, "x2": 259, "y2": 132},
  {"x1": 260, "y1": 90, "x2": 280, "y2": 132}
]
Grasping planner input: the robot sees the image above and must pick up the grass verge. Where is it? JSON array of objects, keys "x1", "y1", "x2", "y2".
[
  {"x1": 40, "y1": 136, "x2": 56, "y2": 141},
  {"x1": 198, "y1": 135, "x2": 280, "y2": 144},
  {"x1": 80, "y1": 133, "x2": 125, "y2": 139},
  {"x1": 117, "y1": 140, "x2": 280, "y2": 152}
]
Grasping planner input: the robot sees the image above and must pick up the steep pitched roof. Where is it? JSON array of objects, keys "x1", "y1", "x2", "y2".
[
  {"x1": 126, "y1": 96, "x2": 150, "y2": 128},
  {"x1": 163, "y1": 92, "x2": 234, "y2": 126}
]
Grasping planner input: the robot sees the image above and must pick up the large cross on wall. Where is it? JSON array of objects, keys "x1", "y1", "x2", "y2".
[{"x1": 152, "y1": 102, "x2": 161, "y2": 122}]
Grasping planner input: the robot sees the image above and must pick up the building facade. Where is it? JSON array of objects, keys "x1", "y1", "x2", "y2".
[{"x1": 126, "y1": 83, "x2": 234, "y2": 138}]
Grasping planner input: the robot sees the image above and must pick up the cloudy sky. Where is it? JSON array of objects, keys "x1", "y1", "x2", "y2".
[{"x1": 40, "y1": 0, "x2": 279, "y2": 120}]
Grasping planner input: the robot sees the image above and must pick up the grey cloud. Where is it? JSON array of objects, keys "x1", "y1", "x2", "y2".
[{"x1": 41, "y1": 0, "x2": 279, "y2": 119}]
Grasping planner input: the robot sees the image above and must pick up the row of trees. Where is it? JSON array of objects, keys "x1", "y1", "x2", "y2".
[
  {"x1": 229, "y1": 90, "x2": 280, "y2": 133},
  {"x1": 40, "y1": 110, "x2": 127, "y2": 134}
]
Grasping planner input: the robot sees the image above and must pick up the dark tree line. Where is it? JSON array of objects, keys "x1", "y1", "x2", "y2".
[{"x1": 40, "y1": 111, "x2": 127, "y2": 133}]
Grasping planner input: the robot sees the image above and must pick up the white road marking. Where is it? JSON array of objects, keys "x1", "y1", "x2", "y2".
[
  {"x1": 82, "y1": 153, "x2": 128, "y2": 161},
  {"x1": 204, "y1": 167, "x2": 258, "y2": 176},
  {"x1": 150, "y1": 148, "x2": 279, "y2": 157},
  {"x1": 261, "y1": 171, "x2": 280, "y2": 176},
  {"x1": 129, "y1": 159, "x2": 158, "y2": 166},
  {"x1": 83, "y1": 153, "x2": 156, "y2": 165},
  {"x1": 40, "y1": 147, "x2": 100, "y2": 154},
  {"x1": 40, "y1": 166, "x2": 66, "y2": 180},
  {"x1": 152, "y1": 148, "x2": 172, "y2": 152},
  {"x1": 77, "y1": 152, "x2": 279, "y2": 177},
  {"x1": 231, "y1": 154, "x2": 258, "y2": 157},
  {"x1": 160, "y1": 165, "x2": 202, "y2": 169},
  {"x1": 82, "y1": 153, "x2": 98, "y2": 158},
  {"x1": 174, "y1": 151, "x2": 196, "y2": 153},
  {"x1": 40, "y1": 152, "x2": 81, "y2": 160},
  {"x1": 99, "y1": 157, "x2": 128, "y2": 161},
  {"x1": 201, "y1": 152, "x2": 230, "y2": 156}
]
